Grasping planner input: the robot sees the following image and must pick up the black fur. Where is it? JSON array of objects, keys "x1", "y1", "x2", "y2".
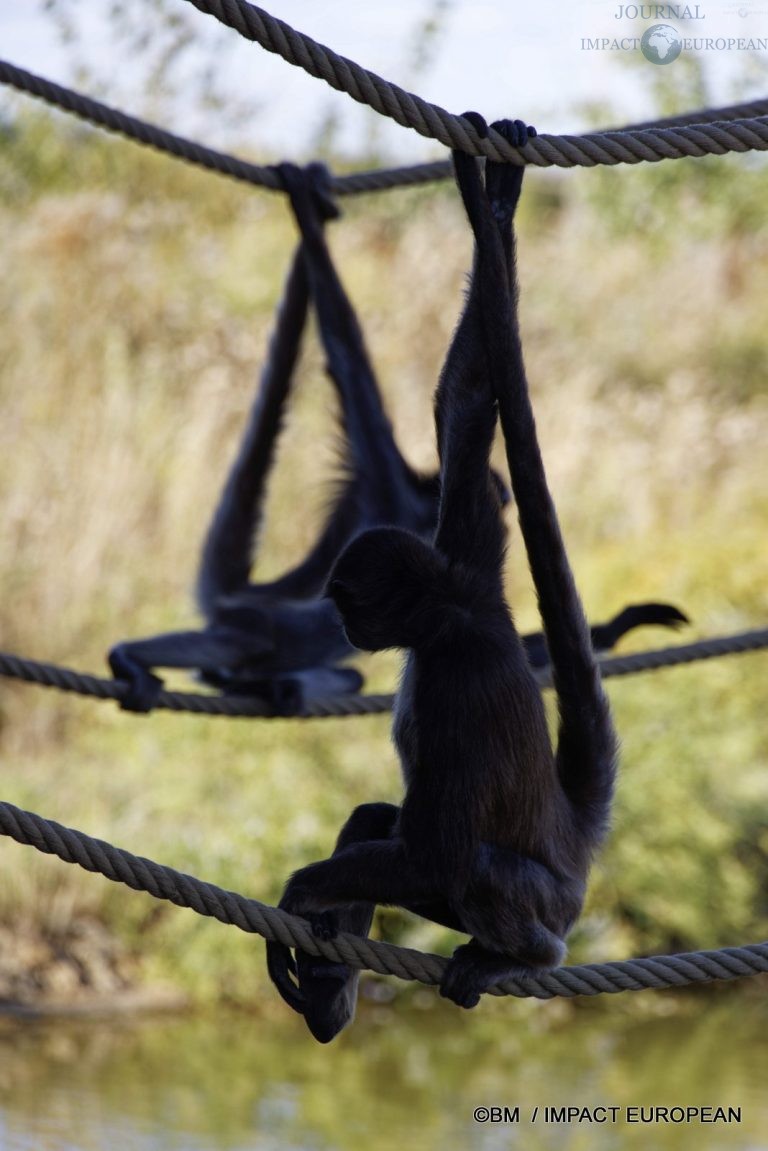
[
  {"x1": 108, "y1": 161, "x2": 687, "y2": 715},
  {"x1": 523, "y1": 602, "x2": 689, "y2": 669},
  {"x1": 267, "y1": 121, "x2": 620, "y2": 1037},
  {"x1": 108, "y1": 165, "x2": 446, "y2": 714}
]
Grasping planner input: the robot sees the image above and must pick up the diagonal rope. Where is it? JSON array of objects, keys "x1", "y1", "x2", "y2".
[
  {"x1": 181, "y1": 0, "x2": 768, "y2": 165},
  {"x1": 0, "y1": 629, "x2": 765, "y2": 718},
  {"x1": 0, "y1": 59, "x2": 448, "y2": 196},
  {"x1": 181, "y1": 0, "x2": 535, "y2": 163},
  {"x1": 0, "y1": 799, "x2": 766, "y2": 999}
]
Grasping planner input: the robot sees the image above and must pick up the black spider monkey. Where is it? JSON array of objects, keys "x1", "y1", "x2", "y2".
[
  {"x1": 108, "y1": 163, "x2": 686, "y2": 716},
  {"x1": 108, "y1": 167, "x2": 444, "y2": 715},
  {"x1": 266, "y1": 118, "x2": 620, "y2": 1039}
]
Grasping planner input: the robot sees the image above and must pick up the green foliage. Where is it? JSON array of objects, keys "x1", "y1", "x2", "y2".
[{"x1": 0, "y1": 110, "x2": 766, "y2": 1007}]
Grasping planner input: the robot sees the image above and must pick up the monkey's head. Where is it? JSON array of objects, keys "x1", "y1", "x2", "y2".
[{"x1": 327, "y1": 528, "x2": 448, "y2": 652}]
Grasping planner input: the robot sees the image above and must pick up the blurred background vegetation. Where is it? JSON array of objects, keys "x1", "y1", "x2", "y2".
[{"x1": 0, "y1": 53, "x2": 766, "y2": 1018}]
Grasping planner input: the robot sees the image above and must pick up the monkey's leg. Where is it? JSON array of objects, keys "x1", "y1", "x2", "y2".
[
  {"x1": 277, "y1": 803, "x2": 400, "y2": 1043},
  {"x1": 195, "y1": 248, "x2": 309, "y2": 617},
  {"x1": 294, "y1": 883, "x2": 467, "y2": 1043},
  {"x1": 440, "y1": 852, "x2": 571, "y2": 1009},
  {"x1": 270, "y1": 666, "x2": 364, "y2": 713},
  {"x1": 199, "y1": 665, "x2": 364, "y2": 719},
  {"x1": 279, "y1": 838, "x2": 439, "y2": 918},
  {"x1": 268, "y1": 837, "x2": 464, "y2": 1036},
  {"x1": 266, "y1": 805, "x2": 397, "y2": 980},
  {"x1": 109, "y1": 626, "x2": 274, "y2": 712},
  {"x1": 278, "y1": 164, "x2": 409, "y2": 510}
]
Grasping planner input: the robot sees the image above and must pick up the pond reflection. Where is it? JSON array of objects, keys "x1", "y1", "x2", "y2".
[{"x1": 0, "y1": 987, "x2": 766, "y2": 1150}]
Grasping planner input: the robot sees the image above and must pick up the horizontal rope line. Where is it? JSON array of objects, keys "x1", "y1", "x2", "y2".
[
  {"x1": 1, "y1": 800, "x2": 766, "y2": 999},
  {"x1": 0, "y1": 629, "x2": 765, "y2": 719},
  {"x1": 4, "y1": 58, "x2": 768, "y2": 197},
  {"x1": 610, "y1": 96, "x2": 768, "y2": 131}
]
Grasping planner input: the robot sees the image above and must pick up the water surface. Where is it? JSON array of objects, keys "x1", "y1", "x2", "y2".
[{"x1": 0, "y1": 989, "x2": 765, "y2": 1150}]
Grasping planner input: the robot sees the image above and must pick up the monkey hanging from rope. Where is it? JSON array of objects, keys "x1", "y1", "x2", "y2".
[
  {"x1": 267, "y1": 119, "x2": 619, "y2": 1040},
  {"x1": 108, "y1": 170, "x2": 446, "y2": 715},
  {"x1": 108, "y1": 162, "x2": 686, "y2": 716}
]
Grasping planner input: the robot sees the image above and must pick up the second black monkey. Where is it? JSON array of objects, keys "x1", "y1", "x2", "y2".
[{"x1": 109, "y1": 165, "x2": 687, "y2": 715}]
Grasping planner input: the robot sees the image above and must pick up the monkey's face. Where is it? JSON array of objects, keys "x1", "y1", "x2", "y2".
[
  {"x1": 327, "y1": 528, "x2": 446, "y2": 652},
  {"x1": 327, "y1": 583, "x2": 380, "y2": 652}
]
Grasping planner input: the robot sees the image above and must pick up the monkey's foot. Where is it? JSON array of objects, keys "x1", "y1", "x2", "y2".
[
  {"x1": 461, "y1": 113, "x2": 537, "y2": 148},
  {"x1": 440, "y1": 941, "x2": 535, "y2": 1010},
  {"x1": 108, "y1": 647, "x2": 164, "y2": 713},
  {"x1": 267, "y1": 678, "x2": 306, "y2": 717},
  {"x1": 298, "y1": 910, "x2": 361, "y2": 1044},
  {"x1": 461, "y1": 110, "x2": 490, "y2": 138},
  {"x1": 295, "y1": 952, "x2": 360, "y2": 1044},
  {"x1": 276, "y1": 161, "x2": 340, "y2": 224},
  {"x1": 245, "y1": 668, "x2": 365, "y2": 717},
  {"x1": 270, "y1": 908, "x2": 352, "y2": 1042},
  {"x1": 199, "y1": 671, "x2": 307, "y2": 715}
]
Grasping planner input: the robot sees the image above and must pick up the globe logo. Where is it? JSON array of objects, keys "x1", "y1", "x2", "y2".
[{"x1": 640, "y1": 24, "x2": 683, "y2": 64}]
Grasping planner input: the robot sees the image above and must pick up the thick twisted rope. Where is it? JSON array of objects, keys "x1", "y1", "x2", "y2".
[
  {"x1": 614, "y1": 97, "x2": 768, "y2": 131},
  {"x1": 0, "y1": 59, "x2": 448, "y2": 196},
  {"x1": 5, "y1": 57, "x2": 768, "y2": 188},
  {"x1": 0, "y1": 800, "x2": 765, "y2": 999},
  {"x1": 0, "y1": 629, "x2": 766, "y2": 719},
  {"x1": 182, "y1": 0, "x2": 768, "y2": 165},
  {"x1": 0, "y1": 650, "x2": 390, "y2": 718}
]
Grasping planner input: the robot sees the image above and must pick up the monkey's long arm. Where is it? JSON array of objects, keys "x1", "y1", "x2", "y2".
[
  {"x1": 431, "y1": 228, "x2": 506, "y2": 578},
  {"x1": 278, "y1": 163, "x2": 427, "y2": 518},
  {"x1": 108, "y1": 248, "x2": 312, "y2": 712},
  {"x1": 108, "y1": 166, "x2": 438, "y2": 713},
  {"x1": 480, "y1": 143, "x2": 617, "y2": 815},
  {"x1": 253, "y1": 163, "x2": 441, "y2": 602},
  {"x1": 196, "y1": 246, "x2": 309, "y2": 617}
]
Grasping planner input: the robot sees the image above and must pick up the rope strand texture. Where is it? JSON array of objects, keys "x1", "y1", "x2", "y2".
[
  {"x1": 1, "y1": 800, "x2": 766, "y2": 999},
  {"x1": 0, "y1": 59, "x2": 448, "y2": 196},
  {"x1": 5, "y1": 56, "x2": 768, "y2": 190},
  {"x1": 0, "y1": 629, "x2": 766, "y2": 719},
  {"x1": 182, "y1": 0, "x2": 768, "y2": 165}
]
